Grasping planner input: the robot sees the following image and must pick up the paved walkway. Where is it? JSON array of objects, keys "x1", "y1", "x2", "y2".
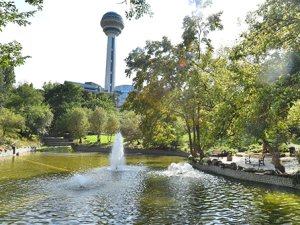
[
  {"x1": 211, "y1": 156, "x2": 299, "y2": 174},
  {"x1": 0, "y1": 147, "x2": 34, "y2": 158}
]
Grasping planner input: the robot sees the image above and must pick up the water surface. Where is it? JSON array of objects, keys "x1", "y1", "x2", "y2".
[{"x1": 0, "y1": 152, "x2": 299, "y2": 224}]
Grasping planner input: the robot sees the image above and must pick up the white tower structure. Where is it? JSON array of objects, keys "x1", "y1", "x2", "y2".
[{"x1": 100, "y1": 12, "x2": 124, "y2": 93}]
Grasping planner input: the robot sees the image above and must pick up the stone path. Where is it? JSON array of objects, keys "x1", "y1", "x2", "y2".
[
  {"x1": 0, "y1": 147, "x2": 35, "y2": 158},
  {"x1": 212, "y1": 156, "x2": 299, "y2": 174}
]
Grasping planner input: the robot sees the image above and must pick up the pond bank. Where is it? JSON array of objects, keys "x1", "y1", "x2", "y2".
[
  {"x1": 72, "y1": 145, "x2": 189, "y2": 157},
  {"x1": 0, "y1": 146, "x2": 35, "y2": 158},
  {"x1": 191, "y1": 162, "x2": 300, "y2": 190}
]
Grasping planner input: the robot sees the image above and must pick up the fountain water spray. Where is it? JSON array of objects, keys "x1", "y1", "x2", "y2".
[{"x1": 110, "y1": 132, "x2": 125, "y2": 170}]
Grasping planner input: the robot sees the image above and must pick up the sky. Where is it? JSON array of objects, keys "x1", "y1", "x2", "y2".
[{"x1": 0, "y1": 0, "x2": 264, "y2": 89}]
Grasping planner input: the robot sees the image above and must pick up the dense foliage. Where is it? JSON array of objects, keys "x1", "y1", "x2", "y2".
[
  {"x1": 0, "y1": 0, "x2": 299, "y2": 173},
  {"x1": 123, "y1": 0, "x2": 300, "y2": 172}
]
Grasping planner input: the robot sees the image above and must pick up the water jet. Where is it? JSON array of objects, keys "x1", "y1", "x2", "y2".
[{"x1": 109, "y1": 132, "x2": 125, "y2": 171}]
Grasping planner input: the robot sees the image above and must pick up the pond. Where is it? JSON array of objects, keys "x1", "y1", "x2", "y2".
[{"x1": 0, "y1": 152, "x2": 300, "y2": 224}]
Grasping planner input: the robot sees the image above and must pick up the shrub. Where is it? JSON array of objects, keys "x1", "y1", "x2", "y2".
[
  {"x1": 238, "y1": 147, "x2": 248, "y2": 152},
  {"x1": 248, "y1": 144, "x2": 262, "y2": 153},
  {"x1": 278, "y1": 144, "x2": 288, "y2": 152},
  {"x1": 207, "y1": 145, "x2": 237, "y2": 156}
]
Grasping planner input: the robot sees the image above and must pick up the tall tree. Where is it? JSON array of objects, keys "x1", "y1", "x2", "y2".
[
  {"x1": 6, "y1": 83, "x2": 53, "y2": 138},
  {"x1": 43, "y1": 82, "x2": 83, "y2": 131},
  {"x1": 105, "y1": 113, "x2": 120, "y2": 143},
  {"x1": 59, "y1": 107, "x2": 90, "y2": 144},
  {"x1": 82, "y1": 92, "x2": 116, "y2": 112},
  {"x1": 125, "y1": 11, "x2": 225, "y2": 155},
  {"x1": 230, "y1": 0, "x2": 300, "y2": 172},
  {"x1": 0, "y1": 41, "x2": 28, "y2": 108},
  {"x1": 0, "y1": 108, "x2": 25, "y2": 138},
  {"x1": 0, "y1": 0, "x2": 43, "y2": 107},
  {"x1": 89, "y1": 107, "x2": 107, "y2": 143},
  {"x1": 287, "y1": 100, "x2": 300, "y2": 139},
  {"x1": 124, "y1": 37, "x2": 179, "y2": 149},
  {"x1": 120, "y1": 110, "x2": 142, "y2": 145}
]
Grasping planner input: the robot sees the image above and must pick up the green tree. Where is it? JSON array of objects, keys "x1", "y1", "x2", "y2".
[
  {"x1": 6, "y1": 83, "x2": 53, "y2": 138},
  {"x1": 60, "y1": 107, "x2": 90, "y2": 144},
  {"x1": 0, "y1": 0, "x2": 43, "y2": 31},
  {"x1": 82, "y1": 92, "x2": 116, "y2": 112},
  {"x1": 125, "y1": 12, "x2": 225, "y2": 155},
  {"x1": 0, "y1": 41, "x2": 28, "y2": 108},
  {"x1": 119, "y1": 0, "x2": 152, "y2": 20},
  {"x1": 230, "y1": 0, "x2": 300, "y2": 172},
  {"x1": 0, "y1": 0, "x2": 43, "y2": 107},
  {"x1": 0, "y1": 108, "x2": 25, "y2": 137},
  {"x1": 43, "y1": 82, "x2": 83, "y2": 131},
  {"x1": 25, "y1": 105, "x2": 53, "y2": 136},
  {"x1": 234, "y1": 0, "x2": 299, "y2": 58},
  {"x1": 120, "y1": 110, "x2": 142, "y2": 145},
  {"x1": 105, "y1": 113, "x2": 120, "y2": 143},
  {"x1": 287, "y1": 100, "x2": 300, "y2": 139},
  {"x1": 89, "y1": 107, "x2": 107, "y2": 143}
]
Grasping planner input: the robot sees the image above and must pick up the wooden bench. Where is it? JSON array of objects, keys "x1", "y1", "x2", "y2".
[
  {"x1": 245, "y1": 155, "x2": 265, "y2": 167},
  {"x1": 258, "y1": 155, "x2": 265, "y2": 166},
  {"x1": 245, "y1": 155, "x2": 251, "y2": 164}
]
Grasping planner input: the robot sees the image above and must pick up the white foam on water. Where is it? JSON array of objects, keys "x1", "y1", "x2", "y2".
[{"x1": 154, "y1": 162, "x2": 202, "y2": 178}]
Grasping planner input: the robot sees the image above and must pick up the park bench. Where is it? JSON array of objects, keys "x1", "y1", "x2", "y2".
[
  {"x1": 245, "y1": 155, "x2": 265, "y2": 167},
  {"x1": 258, "y1": 155, "x2": 265, "y2": 166},
  {"x1": 245, "y1": 155, "x2": 251, "y2": 164}
]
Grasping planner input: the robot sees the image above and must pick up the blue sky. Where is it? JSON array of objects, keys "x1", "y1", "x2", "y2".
[{"x1": 0, "y1": 0, "x2": 263, "y2": 88}]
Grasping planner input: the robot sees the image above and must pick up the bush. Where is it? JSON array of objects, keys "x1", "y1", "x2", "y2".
[
  {"x1": 238, "y1": 147, "x2": 248, "y2": 152},
  {"x1": 248, "y1": 144, "x2": 262, "y2": 153},
  {"x1": 207, "y1": 145, "x2": 238, "y2": 156},
  {"x1": 278, "y1": 144, "x2": 288, "y2": 152}
]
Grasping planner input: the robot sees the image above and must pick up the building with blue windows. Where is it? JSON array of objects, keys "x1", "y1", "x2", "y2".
[
  {"x1": 66, "y1": 81, "x2": 104, "y2": 93},
  {"x1": 66, "y1": 81, "x2": 133, "y2": 106},
  {"x1": 115, "y1": 84, "x2": 134, "y2": 106}
]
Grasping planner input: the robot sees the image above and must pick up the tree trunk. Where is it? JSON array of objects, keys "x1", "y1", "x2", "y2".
[
  {"x1": 262, "y1": 139, "x2": 285, "y2": 173},
  {"x1": 97, "y1": 133, "x2": 101, "y2": 143},
  {"x1": 79, "y1": 137, "x2": 82, "y2": 144},
  {"x1": 185, "y1": 117, "x2": 194, "y2": 156},
  {"x1": 192, "y1": 119, "x2": 197, "y2": 156},
  {"x1": 195, "y1": 123, "x2": 204, "y2": 159},
  {"x1": 272, "y1": 152, "x2": 285, "y2": 173}
]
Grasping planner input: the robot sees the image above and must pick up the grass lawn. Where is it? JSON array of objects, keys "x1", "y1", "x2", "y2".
[
  {"x1": 80, "y1": 134, "x2": 115, "y2": 145},
  {"x1": 37, "y1": 146, "x2": 73, "y2": 152}
]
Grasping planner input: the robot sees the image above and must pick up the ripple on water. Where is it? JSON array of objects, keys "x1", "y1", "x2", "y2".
[{"x1": 0, "y1": 161, "x2": 300, "y2": 224}]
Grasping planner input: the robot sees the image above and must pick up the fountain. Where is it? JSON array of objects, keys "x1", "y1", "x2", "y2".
[
  {"x1": 0, "y1": 135, "x2": 300, "y2": 224},
  {"x1": 109, "y1": 132, "x2": 125, "y2": 170}
]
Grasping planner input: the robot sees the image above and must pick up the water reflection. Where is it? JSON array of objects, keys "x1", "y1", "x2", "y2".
[{"x1": 0, "y1": 153, "x2": 299, "y2": 224}]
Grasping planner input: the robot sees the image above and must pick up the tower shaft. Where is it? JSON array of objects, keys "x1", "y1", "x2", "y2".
[{"x1": 105, "y1": 35, "x2": 116, "y2": 92}]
